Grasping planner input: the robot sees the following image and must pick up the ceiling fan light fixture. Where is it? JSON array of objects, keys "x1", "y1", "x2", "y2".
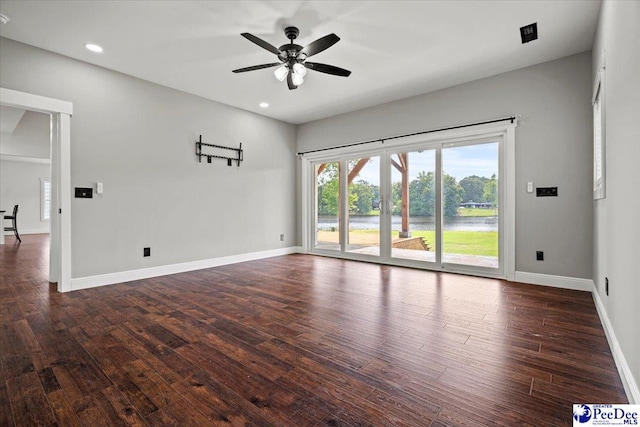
[
  {"x1": 234, "y1": 26, "x2": 350, "y2": 90},
  {"x1": 291, "y1": 71, "x2": 304, "y2": 86},
  {"x1": 274, "y1": 65, "x2": 288, "y2": 82},
  {"x1": 292, "y1": 62, "x2": 307, "y2": 77}
]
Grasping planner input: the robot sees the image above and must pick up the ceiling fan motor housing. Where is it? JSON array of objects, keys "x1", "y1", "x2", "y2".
[{"x1": 284, "y1": 26, "x2": 299, "y2": 41}]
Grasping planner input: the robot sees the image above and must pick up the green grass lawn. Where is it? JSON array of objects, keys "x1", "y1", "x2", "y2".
[{"x1": 351, "y1": 229, "x2": 498, "y2": 256}]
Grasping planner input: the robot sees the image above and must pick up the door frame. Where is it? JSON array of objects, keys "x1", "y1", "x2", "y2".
[
  {"x1": 1, "y1": 87, "x2": 73, "y2": 292},
  {"x1": 300, "y1": 119, "x2": 516, "y2": 281}
]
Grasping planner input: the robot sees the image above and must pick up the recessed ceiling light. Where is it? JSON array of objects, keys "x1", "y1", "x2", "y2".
[
  {"x1": 85, "y1": 43, "x2": 103, "y2": 53},
  {"x1": 0, "y1": 14, "x2": 9, "y2": 25},
  {"x1": 259, "y1": 102, "x2": 269, "y2": 108}
]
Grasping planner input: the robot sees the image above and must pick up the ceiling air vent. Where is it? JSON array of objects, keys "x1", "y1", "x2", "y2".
[{"x1": 520, "y1": 23, "x2": 538, "y2": 44}]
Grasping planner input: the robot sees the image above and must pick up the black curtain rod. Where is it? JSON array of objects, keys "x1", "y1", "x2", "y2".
[{"x1": 297, "y1": 116, "x2": 516, "y2": 156}]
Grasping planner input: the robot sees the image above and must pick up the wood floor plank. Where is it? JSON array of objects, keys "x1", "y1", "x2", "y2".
[
  {"x1": 0, "y1": 235, "x2": 628, "y2": 426},
  {"x1": 46, "y1": 389, "x2": 83, "y2": 427},
  {"x1": 6, "y1": 371, "x2": 56, "y2": 427}
]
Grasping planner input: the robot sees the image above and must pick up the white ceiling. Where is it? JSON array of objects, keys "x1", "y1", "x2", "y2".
[{"x1": 0, "y1": 1, "x2": 601, "y2": 125}]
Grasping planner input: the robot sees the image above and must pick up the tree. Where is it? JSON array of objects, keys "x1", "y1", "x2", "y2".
[
  {"x1": 350, "y1": 180, "x2": 374, "y2": 214},
  {"x1": 408, "y1": 171, "x2": 435, "y2": 216},
  {"x1": 443, "y1": 174, "x2": 464, "y2": 217},
  {"x1": 459, "y1": 175, "x2": 489, "y2": 203},
  {"x1": 318, "y1": 176, "x2": 339, "y2": 215},
  {"x1": 483, "y1": 174, "x2": 498, "y2": 208}
]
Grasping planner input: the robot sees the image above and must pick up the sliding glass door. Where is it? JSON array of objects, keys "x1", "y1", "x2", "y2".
[
  {"x1": 315, "y1": 162, "x2": 341, "y2": 252},
  {"x1": 309, "y1": 133, "x2": 507, "y2": 278},
  {"x1": 442, "y1": 142, "x2": 499, "y2": 269},
  {"x1": 314, "y1": 157, "x2": 382, "y2": 256},
  {"x1": 346, "y1": 156, "x2": 381, "y2": 255},
  {"x1": 389, "y1": 149, "x2": 437, "y2": 263}
]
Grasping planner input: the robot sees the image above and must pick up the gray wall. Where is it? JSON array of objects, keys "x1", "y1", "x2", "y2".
[
  {"x1": 1, "y1": 109, "x2": 51, "y2": 235},
  {"x1": 298, "y1": 52, "x2": 594, "y2": 279},
  {"x1": 592, "y1": 0, "x2": 640, "y2": 400},
  {"x1": 0, "y1": 37, "x2": 297, "y2": 278}
]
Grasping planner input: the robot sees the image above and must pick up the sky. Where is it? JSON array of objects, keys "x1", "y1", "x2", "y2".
[{"x1": 353, "y1": 142, "x2": 498, "y2": 185}]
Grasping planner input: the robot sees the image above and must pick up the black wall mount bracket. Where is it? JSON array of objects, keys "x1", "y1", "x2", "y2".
[{"x1": 195, "y1": 135, "x2": 243, "y2": 167}]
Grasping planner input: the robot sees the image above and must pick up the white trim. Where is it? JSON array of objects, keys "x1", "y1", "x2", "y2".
[
  {"x1": 504, "y1": 125, "x2": 516, "y2": 281},
  {"x1": 301, "y1": 125, "x2": 511, "y2": 163},
  {"x1": 70, "y1": 246, "x2": 303, "y2": 291},
  {"x1": 0, "y1": 87, "x2": 73, "y2": 115},
  {"x1": 592, "y1": 284, "x2": 640, "y2": 404},
  {"x1": 301, "y1": 118, "x2": 517, "y2": 282},
  {"x1": 57, "y1": 113, "x2": 72, "y2": 291},
  {"x1": 0, "y1": 154, "x2": 51, "y2": 164},
  {"x1": 1, "y1": 88, "x2": 73, "y2": 292},
  {"x1": 514, "y1": 271, "x2": 593, "y2": 291}
]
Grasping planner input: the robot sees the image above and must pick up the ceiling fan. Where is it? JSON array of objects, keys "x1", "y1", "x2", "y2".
[{"x1": 232, "y1": 26, "x2": 351, "y2": 90}]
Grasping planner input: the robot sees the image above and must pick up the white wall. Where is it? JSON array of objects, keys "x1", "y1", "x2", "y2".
[
  {"x1": 592, "y1": 0, "x2": 640, "y2": 402},
  {"x1": 0, "y1": 109, "x2": 50, "y2": 158},
  {"x1": 0, "y1": 109, "x2": 51, "y2": 235},
  {"x1": 0, "y1": 159, "x2": 50, "y2": 235},
  {"x1": 0, "y1": 37, "x2": 297, "y2": 279},
  {"x1": 298, "y1": 52, "x2": 594, "y2": 280}
]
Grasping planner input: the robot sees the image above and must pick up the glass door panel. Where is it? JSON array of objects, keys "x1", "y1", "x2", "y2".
[
  {"x1": 346, "y1": 156, "x2": 381, "y2": 255},
  {"x1": 442, "y1": 142, "x2": 499, "y2": 269},
  {"x1": 315, "y1": 162, "x2": 341, "y2": 251},
  {"x1": 389, "y1": 149, "x2": 436, "y2": 262}
]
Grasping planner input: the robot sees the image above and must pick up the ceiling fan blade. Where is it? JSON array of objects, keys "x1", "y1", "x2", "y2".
[
  {"x1": 299, "y1": 33, "x2": 340, "y2": 58},
  {"x1": 232, "y1": 63, "x2": 281, "y2": 73},
  {"x1": 305, "y1": 62, "x2": 351, "y2": 77},
  {"x1": 287, "y1": 72, "x2": 298, "y2": 90},
  {"x1": 241, "y1": 33, "x2": 282, "y2": 55}
]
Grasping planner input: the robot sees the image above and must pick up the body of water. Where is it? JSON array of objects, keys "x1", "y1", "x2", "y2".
[{"x1": 318, "y1": 215, "x2": 498, "y2": 232}]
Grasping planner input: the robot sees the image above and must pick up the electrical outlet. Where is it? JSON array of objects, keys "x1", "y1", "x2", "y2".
[
  {"x1": 280, "y1": 234, "x2": 285, "y2": 242},
  {"x1": 143, "y1": 247, "x2": 150, "y2": 257},
  {"x1": 536, "y1": 251, "x2": 544, "y2": 261},
  {"x1": 605, "y1": 277, "x2": 609, "y2": 296}
]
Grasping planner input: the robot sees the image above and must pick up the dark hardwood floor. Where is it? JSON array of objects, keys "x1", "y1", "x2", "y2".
[{"x1": 0, "y1": 234, "x2": 627, "y2": 426}]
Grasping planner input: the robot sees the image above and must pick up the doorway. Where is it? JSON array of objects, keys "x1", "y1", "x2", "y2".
[
  {"x1": 304, "y1": 120, "x2": 516, "y2": 280},
  {"x1": 0, "y1": 88, "x2": 73, "y2": 291}
]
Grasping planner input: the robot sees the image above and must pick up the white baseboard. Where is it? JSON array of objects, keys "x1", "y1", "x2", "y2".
[
  {"x1": 3, "y1": 230, "x2": 49, "y2": 236},
  {"x1": 70, "y1": 246, "x2": 303, "y2": 291},
  {"x1": 592, "y1": 284, "x2": 640, "y2": 404},
  {"x1": 513, "y1": 271, "x2": 593, "y2": 291}
]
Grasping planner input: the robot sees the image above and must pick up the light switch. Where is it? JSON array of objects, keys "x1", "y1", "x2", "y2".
[
  {"x1": 527, "y1": 182, "x2": 533, "y2": 193},
  {"x1": 96, "y1": 182, "x2": 103, "y2": 194}
]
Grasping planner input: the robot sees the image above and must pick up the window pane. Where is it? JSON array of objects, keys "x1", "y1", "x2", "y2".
[
  {"x1": 315, "y1": 162, "x2": 340, "y2": 251},
  {"x1": 346, "y1": 157, "x2": 380, "y2": 255},
  {"x1": 42, "y1": 180, "x2": 51, "y2": 221},
  {"x1": 442, "y1": 142, "x2": 498, "y2": 268},
  {"x1": 390, "y1": 150, "x2": 436, "y2": 262}
]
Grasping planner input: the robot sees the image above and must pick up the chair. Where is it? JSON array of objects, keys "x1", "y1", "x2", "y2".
[{"x1": 4, "y1": 204, "x2": 21, "y2": 242}]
